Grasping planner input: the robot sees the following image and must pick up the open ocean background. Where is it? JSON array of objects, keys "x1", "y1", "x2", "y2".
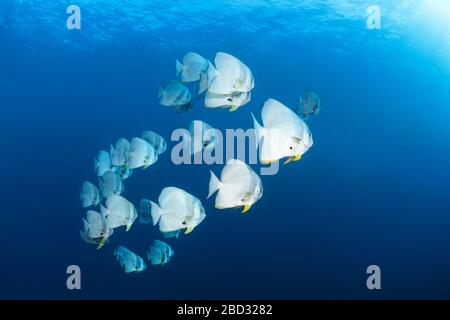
[{"x1": 0, "y1": 0, "x2": 449, "y2": 299}]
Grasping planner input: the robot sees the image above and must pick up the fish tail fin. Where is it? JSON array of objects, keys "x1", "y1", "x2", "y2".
[
  {"x1": 150, "y1": 201, "x2": 163, "y2": 226},
  {"x1": 158, "y1": 86, "x2": 164, "y2": 98},
  {"x1": 191, "y1": 84, "x2": 199, "y2": 105},
  {"x1": 94, "y1": 159, "x2": 98, "y2": 171},
  {"x1": 100, "y1": 205, "x2": 108, "y2": 219},
  {"x1": 190, "y1": 99, "x2": 196, "y2": 111},
  {"x1": 176, "y1": 60, "x2": 183, "y2": 77},
  {"x1": 198, "y1": 73, "x2": 209, "y2": 95},
  {"x1": 139, "y1": 199, "x2": 151, "y2": 224},
  {"x1": 206, "y1": 61, "x2": 217, "y2": 84},
  {"x1": 251, "y1": 112, "x2": 264, "y2": 142},
  {"x1": 82, "y1": 218, "x2": 89, "y2": 229},
  {"x1": 80, "y1": 219, "x2": 88, "y2": 240},
  {"x1": 207, "y1": 170, "x2": 222, "y2": 199},
  {"x1": 98, "y1": 178, "x2": 104, "y2": 194}
]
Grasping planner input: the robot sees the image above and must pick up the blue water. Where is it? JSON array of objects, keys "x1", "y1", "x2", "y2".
[{"x1": 1, "y1": 0, "x2": 450, "y2": 299}]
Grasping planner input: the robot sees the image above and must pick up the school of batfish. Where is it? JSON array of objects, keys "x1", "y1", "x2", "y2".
[{"x1": 79, "y1": 52, "x2": 320, "y2": 273}]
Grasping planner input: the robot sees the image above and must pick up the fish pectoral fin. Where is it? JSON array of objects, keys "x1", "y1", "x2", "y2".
[
  {"x1": 283, "y1": 154, "x2": 302, "y2": 165},
  {"x1": 242, "y1": 204, "x2": 252, "y2": 214},
  {"x1": 125, "y1": 224, "x2": 132, "y2": 232},
  {"x1": 96, "y1": 238, "x2": 106, "y2": 250},
  {"x1": 185, "y1": 227, "x2": 194, "y2": 234},
  {"x1": 229, "y1": 105, "x2": 238, "y2": 112}
]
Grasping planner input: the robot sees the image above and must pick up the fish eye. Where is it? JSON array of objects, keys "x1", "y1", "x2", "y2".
[
  {"x1": 181, "y1": 221, "x2": 186, "y2": 225},
  {"x1": 289, "y1": 146, "x2": 293, "y2": 150},
  {"x1": 240, "y1": 198, "x2": 244, "y2": 202}
]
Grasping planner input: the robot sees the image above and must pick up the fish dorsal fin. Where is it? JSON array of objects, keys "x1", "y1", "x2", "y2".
[
  {"x1": 221, "y1": 159, "x2": 252, "y2": 184},
  {"x1": 176, "y1": 60, "x2": 183, "y2": 77},
  {"x1": 261, "y1": 98, "x2": 299, "y2": 128},
  {"x1": 184, "y1": 52, "x2": 204, "y2": 64}
]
